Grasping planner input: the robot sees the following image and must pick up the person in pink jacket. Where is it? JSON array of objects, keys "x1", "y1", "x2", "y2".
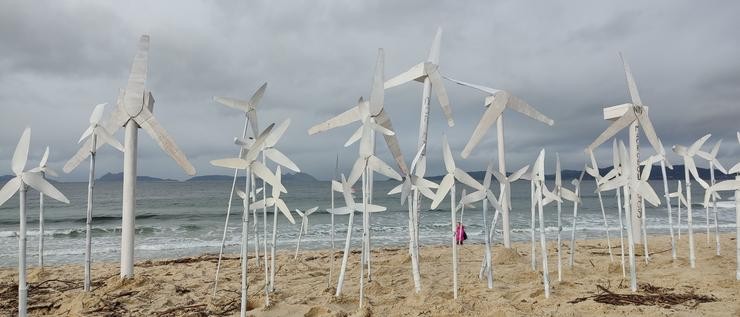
[{"x1": 455, "y1": 222, "x2": 467, "y2": 245}]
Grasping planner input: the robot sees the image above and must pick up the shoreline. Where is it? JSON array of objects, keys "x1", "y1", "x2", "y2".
[{"x1": 1, "y1": 232, "x2": 738, "y2": 316}]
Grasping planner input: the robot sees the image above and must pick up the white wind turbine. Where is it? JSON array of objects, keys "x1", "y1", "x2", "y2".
[
  {"x1": 294, "y1": 206, "x2": 319, "y2": 259},
  {"x1": 430, "y1": 136, "x2": 490, "y2": 297},
  {"x1": 697, "y1": 139, "x2": 727, "y2": 254},
  {"x1": 65, "y1": 103, "x2": 124, "y2": 291},
  {"x1": 552, "y1": 154, "x2": 580, "y2": 281},
  {"x1": 232, "y1": 189, "x2": 252, "y2": 316},
  {"x1": 587, "y1": 53, "x2": 666, "y2": 246},
  {"x1": 0, "y1": 128, "x2": 70, "y2": 317},
  {"x1": 639, "y1": 139, "x2": 676, "y2": 260},
  {"x1": 63, "y1": 35, "x2": 196, "y2": 278},
  {"x1": 28, "y1": 146, "x2": 59, "y2": 269},
  {"x1": 328, "y1": 174, "x2": 386, "y2": 303},
  {"x1": 530, "y1": 149, "x2": 552, "y2": 298},
  {"x1": 445, "y1": 77, "x2": 554, "y2": 248},
  {"x1": 567, "y1": 169, "x2": 586, "y2": 268},
  {"x1": 459, "y1": 162, "x2": 503, "y2": 290},
  {"x1": 585, "y1": 150, "x2": 615, "y2": 264},
  {"x1": 387, "y1": 144, "x2": 437, "y2": 293},
  {"x1": 250, "y1": 166, "x2": 296, "y2": 293},
  {"x1": 210, "y1": 123, "x2": 276, "y2": 312},
  {"x1": 668, "y1": 181, "x2": 688, "y2": 241},
  {"x1": 672, "y1": 134, "x2": 711, "y2": 269},
  {"x1": 212, "y1": 82, "x2": 267, "y2": 290},
  {"x1": 702, "y1": 132, "x2": 739, "y2": 280},
  {"x1": 384, "y1": 27, "x2": 454, "y2": 263}
]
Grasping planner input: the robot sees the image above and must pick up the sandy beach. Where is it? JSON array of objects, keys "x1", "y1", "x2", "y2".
[{"x1": 0, "y1": 233, "x2": 737, "y2": 316}]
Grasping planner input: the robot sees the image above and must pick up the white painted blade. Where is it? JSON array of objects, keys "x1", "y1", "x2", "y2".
[
  {"x1": 710, "y1": 139, "x2": 722, "y2": 158},
  {"x1": 599, "y1": 175, "x2": 628, "y2": 192},
  {"x1": 344, "y1": 127, "x2": 367, "y2": 150},
  {"x1": 123, "y1": 35, "x2": 149, "y2": 114},
  {"x1": 332, "y1": 180, "x2": 343, "y2": 193},
  {"x1": 415, "y1": 156, "x2": 427, "y2": 178},
  {"x1": 636, "y1": 181, "x2": 661, "y2": 207},
  {"x1": 705, "y1": 180, "x2": 740, "y2": 206},
  {"x1": 64, "y1": 104, "x2": 127, "y2": 173},
  {"x1": 685, "y1": 157, "x2": 709, "y2": 189},
  {"x1": 587, "y1": 110, "x2": 635, "y2": 151},
  {"x1": 484, "y1": 161, "x2": 495, "y2": 189},
  {"x1": 640, "y1": 159, "x2": 654, "y2": 181},
  {"x1": 358, "y1": 123, "x2": 374, "y2": 158},
  {"x1": 713, "y1": 159, "x2": 727, "y2": 175},
  {"x1": 460, "y1": 190, "x2": 485, "y2": 205},
  {"x1": 430, "y1": 174, "x2": 454, "y2": 209},
  {"x1": 357, "y1": 203, "x2": 386, "y2": 213},
  {"x1": 234, "y1": 137, "x2": 254, "y2": 148},
  {"x1": 426, "y1": 65, "x2": 454, "y2": 127},
  {"x1": 560, "y1": 187, "x2": 578, "y2": 203},
  {"x1": 634, "y1": 111, "x2": 662, "y2": 156},
  {"x1": 368, "y1": 155, "x2": 402, "y2": 181},
  {"x1": 443, "y1": 76, "x2": 500, "y2": 95},
  {"x1": 236, "y1": 190, "x2": 247, "y2": 200},
  {"x1": 460, "y1": 92, "x2": 506, "y2": 158},
  {"x1": 509, "y1": 165, "x2": 530, "y2": 182},
  {"x1": 369, "y1": 48, "x2": 384, "y2": 116},
  {"x1": 135, "y1": 108, "x2": 196, "y2": 176},
  {"x1": 585, "y1": 167, "x2": 600, "y2": 179},
  {"x1": 271, "y1": 166, "x2": 282, "y2": 198},
  {"x1": 375, "y1": 109, "x2": 408, "y2": 175},
  {"x1": 672, "y1": 145, "x2": 688, "y2": 157},
  {"x1": 490, "y1": 169, "x2": 506, "y2": 186},
  {"x1": 506, "y1": 93, "x2": 554, "y2": 126},
  {"x1": 485, "y1": 190, "x2": 504, "y2": 212},
  {"x1": 264, "y1": 119, "x2": 291, "y2": 148},
  {"x1": 400, "y1": 179, "x2": 412, "y2": 203},
  {"x1": 95, "y1": 127, "x2": 125, "y2": 152},
  {"x1": 77, "y1": 126, "x2": 95, "y2": 144},
  {"x1": 388, "y1": 182, "x2": 403, "y2": 195},
  {"x1": 340, "y1": 174, "x2": 355, "y2": 208},
  {"x1": 305, "y1": 206, "x2": 319, "y2": 216},
  {"x1": 384, "y1": 63, "x2": 425, "y2": 89},
  {"x1": 619, "y1": 52, "x2": 643, "y2": 106},
  {"x1": 369, "y1": 121, "x2": 395, "y2": 136},
  {"x1": 12, "y1": 127, "x2": 31, "y2": 175},
  {"x1": 611, "y1": 139, "x2": 619, "y2": 168},
  {"x1": 729, "y1": 162, "x2": 740, "y2": 174},
  {"x1": 688, "y1": 134, "x2": 711, "y2": 156},
  {"x1": 211, "y1": 158, "x2": 249, "y2": 169},
  {"x1": 264, "y1": 148, "x2": 300, "y2": 172},
  {"x1": 275, "y1": 199, "x2": 295, "y2": 224},
  {"x1": 250, "y1": 198, "x2": 276, "y2": 210},
  {"x1": 657, "y1": 139, "x2": 673, "y2": 169},
  {"x1": 327, "y1": 207, "x2": 353, "y2": 215},
  {"x1": 410, "y1": 144, "x2": 425, "y2": 176},
  {"x1": 308, "y1": 105, "x2": 361, "y2": 135},
  {"x1": 244, "y1": 123, "x2": 276, "y2": 163},
  {"x1": 294, "y1": 209, "x2": 304, "y2": 218},
  {"x1": 442, "y1": 135, "x2": 455, "y2": 173},
  {"x1": 418, "y1": 186, "x2": 437, "y2": 201},
  {"x1": 38, "y1": 146, "x2": 50, "y2": 168},
  {"x1": 44, "y1": 167, "x2": 59, "y2": 178},
  {"x1": 89, "y1": 103, "x2": 107, "y2": 125},
  {"x1": 252, "y1": 161, "x2": 286, "y2": 194},
  {"x1": 427, "y1": 27, "x2": 442, "y2": 64},
  {"x1": 0, "y1": 176, "x2": 22, "y2": 206},
  {"x1": 453, "y1": 168, "x2": 480, "y2": 190},
  {"x1": 347, "y1": 158, "x2": 365, "y2": 186},
  {"x1": 214, "y1": 96, "x2": 251, "y2": 113},
  {"x1": 23, "y1": 172, "x2": 69, "y2": 203}
]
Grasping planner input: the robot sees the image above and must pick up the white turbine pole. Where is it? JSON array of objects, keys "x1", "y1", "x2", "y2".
[
  {"x1": 240, "y1": 168, "x2": 250, "y2": 317},
  {"x1": 659, "y1": 159, "x2": 676, "y2": 260},
  {"x1": 359, "y1": 168, "x2": 368, "y2": 307},
  {"x1": 685, "y1": 165, "x2": 696, "y2": 268},
  {"x1": 623, "y1": 185, "x2": 637, "y2": 292},
  {"x1": 555, "y1": 154, "x2": 563, "y2": 282},
  {"x1": 19, "y1": 185, "x2": 27, "y2": 317},
  {"x1": 536, "y1": 182, "x2": 550, "y2": 298},
  {"x1": 709, "y1": 162, "x2": 719, "y2": 255},
  {"x1": 677, "y1": 181, "x2": 683, "y2": 239},
  {"x1": 37, "y1": 183, "x2": 44, "y2": 269},
  {"x1": 616, "y1": 182, "x2": 626, "y2": 277},
  {"x1": 121, "y1": 120, "x2": 138, "y2": 278},
  {"x1": 641, "y1": 198, "x2": 649, "y2": 263},
  {"x1": 84, "y1": 135, "x2": 97, "y2": 291},
  {"x1": 496, "y1": 117, "x2": 512, "y2": 247},
  {"x1": 450, "y1": 184, "x2": 458, "y2": 299},
  {"x1": 569, "y1": 181, "x2": 581, "y2": 267},
  {"x1": 628, "y1": 122, "x2": 642, "y2": 246},
  {"x1": 735, "y1": 175, "x2": 739, "y2": 280}
]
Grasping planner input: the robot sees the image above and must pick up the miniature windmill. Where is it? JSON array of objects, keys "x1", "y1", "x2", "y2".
[
  {"x1": 294, "y1": 206, "x2": 319, "y2": 259},
  {"x1": 697, "y1": 139, "x2": 727, "y2": 254},
  {"x1": 639, "y1": 139, "x2": 676, "y2": 260},
  {"x1": 0, "y1": 128, "x2": 70, "y2": 317},
  {"x1": 65, "y1": 103, "x2": 124, "y2": 291},
  {"x1": 567, "y1": 169, "x2": 586, "y2": 267},
  {"x1": 63, "y1": 35, "x2": 196, "y2": 278},
  {"x1": 445, "y1": 76, "x2": 553, "y2": 248},
  {"x1": 28, "y1": 146, "x2": 60, "y2": 269},
  {"x1": 585, "y1": 150, "x2": 615, "y2": 264}
]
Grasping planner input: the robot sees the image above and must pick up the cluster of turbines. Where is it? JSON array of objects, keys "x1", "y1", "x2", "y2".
[{"x1": 1, "y1": 29, "x2": 739, "y2": 316}]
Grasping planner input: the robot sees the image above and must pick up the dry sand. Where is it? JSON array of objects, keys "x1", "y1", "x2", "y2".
[{"x1": 1, "y1": 233, "x2": 738, "y2": 316}]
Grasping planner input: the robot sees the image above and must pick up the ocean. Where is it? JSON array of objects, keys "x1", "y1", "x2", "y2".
[{"x1": 0, "y1": 179, "x2": 736, "y2": 267}]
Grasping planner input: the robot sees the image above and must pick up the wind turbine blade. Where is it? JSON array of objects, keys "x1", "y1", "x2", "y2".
[
  {"x1": 264, "y1": 119, "x2": 291, "y2": 148},
  {"x1": 410, "y1": 144, "x2": 426, "y2": 176},
  {"x1": 368, "y1": 155, "x2": 402, "y2": 181},
  {"x1": 384, "y1": 63, "x2": 425, "y2": 89},
  {"x1": 710, "y1": 139, "x2": 722, "y2": 157},
  {"x1": 672, "y1": 145, "x2": 688, "y2": 156},
  {"x1": 39, "y1": 146, "x2": 50, "y2": 167},
  {"x1": 341, "y1": 174, "x2": 355, "y2": 207},
  {"x1": 599, "y1": 176, "x2": 627, "y2": 192},
  {"x1": 509, "y1": 165, "x2": 530, "y2": 182},
  {"x1": 77, "y1": 126, "x2": 95, "y2": 144},
  {"x1": 264, "y1": 148, "x2": 300, "y2": 172},
  {"x1": 460, "y1": 92, "x2": 506, "y2": 158},
  {"x1": 418, "y1": 186, "x2": 437, "y2": 201},
  {"x1": 88, "y1": 103, "x2": 107, "y2": 125},
  {"x1": 612, "y1": 139, "x2": 619, "y2": 168},
  {"x1": 427, "y1": 27, "x2": 442, "y2": 64},
  {"x1": 375, "y1": 109, "x2": 408, "y2": 175},
  {"x1": 294, "y1": 209, "x2": 304, "y2": 218},
  {"x1": 252, "y1": 161, "x2": 286, "y2": 193},
  {"x1": 489, "y1": 169, "x2": 507, "y2": 185},
  {"x1": 369, "y1": 121, "x2": 395, "y2": 136},
  {"x1": 640, "y1": 159, "x2": 654, "y2": 181},
  {"x1": 685, "y1": 158, "x2": 709, "y2": 189},
  {"x1": 248, "y1": 82, "x2": 268, "y2": 109},
  {"x1": 729, "y1": 162, "x2": 740, "y2": 175},
  {"x1": 359, "y1": 124, "x2": 373, "y2": 158},
  {"x1": 327, "y1": 207, "x2": 353, "y2": 215},
  {"x1": 135, "y1": 108, "x2": 195, "y2": 175},
  {"x1": 210, "y1": 158, "x2": 249, "y2": 169},
  {"x1": 306, "y1": 206, "x2": 319, "y2": 216},
  {"x1": 636, "y1": 182, "x2": 661, "y2": 207},
  {"x1": 688, "y1": 134, "x2": 711, "y2": 156},
  {"x1": 634, "y1": 111, "x2": 662, "y2": 155},
  {"x1": 214, "y1": 96, "x2": 251, "y2": 112},
  {"x1": 454, "y1": 168, "x2": 481, "y2": 190},
  {"x1": 388, "y1": 183, "x2": 403, "y2": 195},
  {"x1": 123, "y1": 35, "x2": 148, "y2": 115},
  {"x1": 308, "y1": 105, "x2": 362, "y2": 135},
  {"x1": 430, "y1": 174, "x2": 454, "y2": 209},
  {"x1": 236, "y1": 190, "x2": 247, "y2": 200},
  {"x1": 64, "y1": 137, "x2": 93, "y2": 173},
  {"x1": 271, "y1": 166, "x2": 282, "y2": 198},
  {"x1": 443, "y1": 76, "x2": 500, "y2": 95},
  {"x1": 12, "y1": 127, "x2": 31, "y2": 175},
  {"x1": 243, "y1": 123, "x2": 276, "y2": 162},
  {"x1": 587, "y1": 110, "x2": 636, "y2": 151},
  {"x1": 358, "y1": 203, "x2": 387, "y2": 213},
  {"x1": 426, "y1": 66, "x2": 454, "y2": 127},
  {"x1": 95, "y1": 127, "x2": 125, "y2": 152},
  {"x1": 0, "y1": 177, "x2": 22, "y2": 206},
  {"x1": 332, "y1": 180, "x2": 343, "y2": 193},
  {"x1": 347, "y1": 158, "x2": 365, "y2": 186},
  {"x1": 507, "y1": 93, "x2": 554, "y2": 126},
  {"x1": 44, "y1": 167, "x2": 59, "y2": 178},
  {"x1": 23, "y1": 172, "x2": 69, "y2": 203},
  {"x1": 619, "y1": 52, "x2": 643, "y2": 106},
  {"x1": 275, "y1": 199, "x2": 295, "y2": 224},
  {"x1": 442, "y1": 135, "x2": 455, "y2": 173},
  {"x1": 369, "y1": 48, "x2": 384, "y2": 116},
  {"x1": 460, "y1": 190, "x2": 485, "y2": 205},
  {"x1": 560, "y1": 188, "x2": 578, "y2": 203}
]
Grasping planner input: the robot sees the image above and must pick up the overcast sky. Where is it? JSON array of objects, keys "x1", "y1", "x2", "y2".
[{"x1": 1, "y1": 0, "x2": 739, "y2": 181}]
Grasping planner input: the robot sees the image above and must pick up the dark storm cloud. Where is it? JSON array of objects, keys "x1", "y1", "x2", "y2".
[{"x1": 1, "y1": 0, "x2": 739, "y2": 181}]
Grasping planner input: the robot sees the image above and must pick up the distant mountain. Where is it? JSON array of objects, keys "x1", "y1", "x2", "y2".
[
  {"x1": 97, "y1": 172, "x2": 177, "y2": 182},
  {"x1": 427, "y1": 165, "x2": 734, "y2": 182},
  {"x1": 0, "y1": 175, "x2": 13, "y2": 184},
  {"x1": 187, "y1": 172, "x2": 318, "y2": 183}
]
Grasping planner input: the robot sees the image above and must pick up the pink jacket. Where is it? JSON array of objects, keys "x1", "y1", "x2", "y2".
[{"x1": 455, "y1": 225, "x2": 465, "y2": 241}]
